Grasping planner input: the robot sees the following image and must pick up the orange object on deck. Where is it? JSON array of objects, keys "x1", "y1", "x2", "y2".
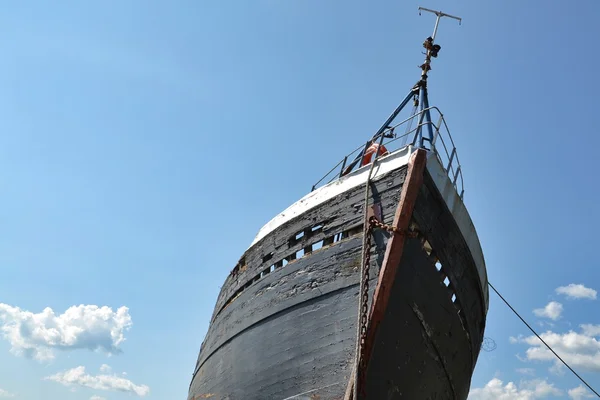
[{"x1": 361, "y1": 143, "x2": 389, "y2": 167}]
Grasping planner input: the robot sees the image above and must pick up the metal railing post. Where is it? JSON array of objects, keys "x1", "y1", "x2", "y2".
[
  {"x1": 339, "y1": 156, "x2": 348, "y2": 178},
  {"x1": 447, "y1": 148, "x2": 456, "y2": 172},
  {"x1": 432, "y1": 114, "x2": 443, "y2": 150},
  {"x1": 453, "y1": 166, "x2": 461, "y2": 185}
]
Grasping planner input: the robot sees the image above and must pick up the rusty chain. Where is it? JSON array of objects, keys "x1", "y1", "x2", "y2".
[
  {"x1": 357, "y1": 215, "x2": 420, "y2": 397},
  {"x1": 368, "y1": 216, "x2": 420, "y2": 238},
  {"x1": 357, "y1": 219, "x2": 374, "y2": 393}
]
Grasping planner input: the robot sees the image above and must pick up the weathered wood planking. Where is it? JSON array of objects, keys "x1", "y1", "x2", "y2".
[
  {"x1": 189, "y1": 243, "x2": 364, "y2": 400},
  {"x1": 210, "y1": 165, "x2": 408, "y2": 320},
  {"x1": 188, "y1": 154, "x2": 488, "y2": 400},
  {"x1": 364, "y1": 237, "x2": 473, "y2": 400},
  {"x1": 412, "y1": 170, "x2": 487, "y2": 367},
  {"x1": 197, "y1": 166, "x2": 408, "y2": 365},
  {"x1": 190, "y1": 165, "x2": 408, "y2": 400}
]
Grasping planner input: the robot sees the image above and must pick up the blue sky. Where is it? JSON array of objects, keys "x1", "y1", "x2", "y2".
[{"x1": 0, "y1": 1, "x2": 598, "y2": 399}]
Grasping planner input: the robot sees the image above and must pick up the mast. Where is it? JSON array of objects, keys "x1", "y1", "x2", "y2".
[
  {"x1": 414, "y1": 7, "x2": 462, "y2": 147},
  {"x1": 341, "y1": 7, "x2": 461, "y2": 176},
  {"x1": 349, "y1": 11, "x2": 464, "y2": 398}
]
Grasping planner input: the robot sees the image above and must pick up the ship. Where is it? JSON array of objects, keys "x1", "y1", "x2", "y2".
[{"x1": 187, "y1": 8, "x2": 489, "y2": 400}]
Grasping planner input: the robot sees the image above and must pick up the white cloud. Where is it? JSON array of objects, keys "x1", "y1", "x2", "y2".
[
  {"x1": 581, "y1": 324, "x2": 600, "y2": 337},
  {"x1": 0, "y1": 303, "x2": 132, "y2": 361},
  {"x1": 0, "y1": 388, "x2": 15, "y2": 398},
  {"x1": 556, "y1": 284, "x2": 597, "y2": 300},
  {"x1": 568, "y1": 385, "x2": 594, "y2": 400},
  {"x1": 533, "y1": 301, "x2": 563, "y2": 321},
  {"x1": 511, "y1": 327, "x2": 600, "y2": 372},
  {"x1": 90, "y1": 396, "x2": 107, "y2": 400},
  {"x1": 549, "y1": 363, "x2": 565, "y2": 376},
  {"x1": 45, "y1": 366, "x2": 149, "y2": 397},
  {"x1": 515, "y1": 368, "x2": 535, "y2": 376},
  {"x1": 537, "y1": 320, "x2": 556, "y2": 329},
  {"x1": 100, "y1": 364, "x2": 112, "y2": 373},
  {"x1": 468, "y1": 378, "x2": 561, "y2": 399}
]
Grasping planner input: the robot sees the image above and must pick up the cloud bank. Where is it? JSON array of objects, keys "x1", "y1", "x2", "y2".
[
  {"x1": 581, "y1": 324, "x2": 600, "y2": 337},
  {"x1": 556, "y1": 284, "x2": 597, "y2": 300},
  {"x1": 0, "y1": 303, "x2": 132, "y2": 361},
  {"x1": 468, "y1": 378, "x2": 561, "y2": 399},
  {"x1": 568, "y1": 385, "x2": 594, "y2": 399},
  {"x1": 45, "y1": 366, "x2": 149, "y2": 397},
  {"x1": 511, "y1": 325, "x2": 600, "y2": 372}
]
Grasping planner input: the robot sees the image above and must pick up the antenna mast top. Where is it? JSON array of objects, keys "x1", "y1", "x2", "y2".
[
  {"x1": 338, "y1": 7, "x2": 464, "y2": 178},
  {"x1": 418, "y1": 7, "x2": 461, "y2": 42},
  {"x1": 417, "y1": 7, "x2": 462, "y2": 82}
]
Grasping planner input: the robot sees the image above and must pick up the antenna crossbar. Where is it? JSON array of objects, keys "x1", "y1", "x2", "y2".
[{"x1": 418, "y1": 7, "x2": 462, "y2": 41}]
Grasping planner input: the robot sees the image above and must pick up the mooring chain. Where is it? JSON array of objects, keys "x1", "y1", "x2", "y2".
[
  {"x1": 368, "y1": 216, "x2": 420, "y2": 239},
  {"x1": 357, "y1": 216, "x2": 420, "y2": 395},
  {"x1": 358, "y1": 220, "x2": 373, "y2": 373}
]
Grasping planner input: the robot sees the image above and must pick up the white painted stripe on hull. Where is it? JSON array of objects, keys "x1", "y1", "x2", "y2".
[{"x1": 248, "y1": 146, "x2": 414, "y2": 249}]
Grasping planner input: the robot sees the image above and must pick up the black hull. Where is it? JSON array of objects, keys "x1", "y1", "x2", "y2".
[{"x1": 188, "y1": 149, "x2": 488, "y2": 400}]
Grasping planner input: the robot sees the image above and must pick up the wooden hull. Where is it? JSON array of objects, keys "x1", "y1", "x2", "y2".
[{"x1": 188, "y1": 147, "x2": 488, "y2": 400}]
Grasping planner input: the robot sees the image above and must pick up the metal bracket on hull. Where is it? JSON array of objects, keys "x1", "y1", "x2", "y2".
[{"x1": 366, "y1": 203, "x2": 382, "y2": 224}]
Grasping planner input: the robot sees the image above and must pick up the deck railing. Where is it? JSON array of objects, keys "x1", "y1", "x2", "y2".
[{"x1": 311, "y1": 107, "x2": 465, "y2": 200}]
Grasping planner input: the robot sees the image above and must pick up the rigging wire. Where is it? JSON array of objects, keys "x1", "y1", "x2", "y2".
[{"x1": 488, "y1": 281, "x2": 600, "y2": 398}]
